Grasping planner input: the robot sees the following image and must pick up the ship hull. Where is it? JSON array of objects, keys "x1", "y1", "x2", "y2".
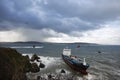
[{"x1": 62, "y1": 54, "x2": 89, "y2": 75}]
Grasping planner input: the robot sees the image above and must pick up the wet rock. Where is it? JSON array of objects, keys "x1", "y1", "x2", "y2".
[
  {"x1": 39, "y1": 62, "x2": 45, "y2": 68},
  {"x1": 61, "y1": 69, "x2": 66, "y2": 73},
  {"x1": 30, "y1": 63, "x2": 40, "y2": 73},
  {"x1": 37, "y1": 76, "x2": 41, "y2": 80},
  {"x1": 48, "y1": 74, "x2": 52, "y2": 79},
  {"x1": 31, "y1": 54, "x2": 40, "y2": 62}
]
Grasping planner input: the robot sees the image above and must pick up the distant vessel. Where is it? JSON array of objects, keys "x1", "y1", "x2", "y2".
[
  {"x1": 33, "y1": 45, "x2": 36, "y2": 48},
  {"x1": 98, "y1": 51, "x2": 101, "y2": 53},
  {"x1": 62, "y1": 47, "x2": 89, "y2": 75}
]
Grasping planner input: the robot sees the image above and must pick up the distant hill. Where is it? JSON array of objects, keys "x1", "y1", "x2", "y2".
[
  {"x1": 13, "y1": 41, "x2": 42, "y2": 44},
  {"x1": 73, "y1": 42, "x2": 98, "y2": 46},
  {"x1": 0, "y1": 41, "x2": 99, "y2": 45}
]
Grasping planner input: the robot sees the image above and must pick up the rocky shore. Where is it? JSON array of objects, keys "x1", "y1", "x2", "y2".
[
  {"x1": 0, "y1": 47, "x2": 40, "y2": 80},
  {"x1": 0, "y1": 47, "x2": 91, "y2": 80}
]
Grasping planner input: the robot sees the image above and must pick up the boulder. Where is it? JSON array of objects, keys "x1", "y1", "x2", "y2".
[
  {"x1": 30, "y1": 63, "x2": 40, "y2": 73},
  {"x1": 30, "y1": 54, "x2": 40, "y2": 62},
  {"x1": 39, "y1": 62, "x2": 45, "y2": 68}
]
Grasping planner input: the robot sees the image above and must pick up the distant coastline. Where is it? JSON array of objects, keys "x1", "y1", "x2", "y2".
[{"x1": 0, "y1": 41, "x2": 120, "y2": 46}]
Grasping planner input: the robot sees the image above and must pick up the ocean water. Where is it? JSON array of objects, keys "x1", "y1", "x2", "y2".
[{"x1": 1, "y1": 42, "x2": 120, "y2": 80}]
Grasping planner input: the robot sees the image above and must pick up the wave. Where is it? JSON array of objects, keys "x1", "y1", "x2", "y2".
[
  {"x1": 23, "y1": 54, "x2": 96, "y2": 80},
  {"x1": 22, "y1": 53, "x2": 120, "y2": 80},
  {"x1": 10, "y1": 46, "x2": 44, "y2": 49}
]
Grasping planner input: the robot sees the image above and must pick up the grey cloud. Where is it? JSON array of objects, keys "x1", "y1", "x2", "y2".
[
  {"x1": 42, "y1": 0, "x2": 120, "y2": 22},
  {"x1": 18, "y1": 28, "x2": 64, "y2": 42},
  {"x1": 48, "y1": 0, "x2": 120, "y2": 23},
  {"x1": 0, "y1": 0, "x2": 120, "y2": 33}
]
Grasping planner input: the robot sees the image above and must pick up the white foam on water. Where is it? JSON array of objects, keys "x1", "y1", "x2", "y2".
[
  {"x1": 55, "y1": 69, "x2": 71, "y2": 75},
  {"x1": 39, "y1": 56, "x2": 61, "y2": 68},
  {"x1": 82, "y1": 73, "x2": 97, "y2": 80},
  {"x1": 22, "y1": 54, "x2": 61, "y2": 68},
  {"x1": 22, "y1": 54, "x2": 33, "y2": 58},
  {"x1": 11, "y1": 46, "x2": 44, "y2": 48},
  {"x1": 23, "y1": 54, "x2": 98, "y2": 80}
]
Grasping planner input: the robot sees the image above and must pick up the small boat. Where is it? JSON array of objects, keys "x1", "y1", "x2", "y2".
[
  {"x1": 98, "y1": 51, "x2": 101, "y2": 53},
  {"x1": 62, "y1": 48, "x2": 89, "y2": 75},
  {"x1": 33, "y1": 45, "x2": 36, "y2": 48}
]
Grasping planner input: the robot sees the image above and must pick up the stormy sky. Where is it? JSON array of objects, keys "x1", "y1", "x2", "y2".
[{"x1": 0, "y1": 0, "x2": 120, "y2": 45}]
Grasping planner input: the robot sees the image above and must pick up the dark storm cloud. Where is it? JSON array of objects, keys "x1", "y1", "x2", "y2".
[
  {"x1": 0, "y1": 0, "x2": 120, "y2": 32},
  {"x1": 42, "y1": 0, "x2": 120, "y2": 22}
]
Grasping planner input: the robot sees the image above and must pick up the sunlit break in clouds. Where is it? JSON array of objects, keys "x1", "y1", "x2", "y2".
[{"x1": 0, "y1": 0, "x2": 120, "y2": 45}]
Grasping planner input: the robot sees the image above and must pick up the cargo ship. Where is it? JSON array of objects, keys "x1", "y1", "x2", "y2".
[{"x1": 62, "y1": 48, "x2": 89, "y2": 75}]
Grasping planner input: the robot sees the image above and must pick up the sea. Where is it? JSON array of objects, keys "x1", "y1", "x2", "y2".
[{"x1": 0, "y1": 42, "x2": 120, "y2": 80}]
